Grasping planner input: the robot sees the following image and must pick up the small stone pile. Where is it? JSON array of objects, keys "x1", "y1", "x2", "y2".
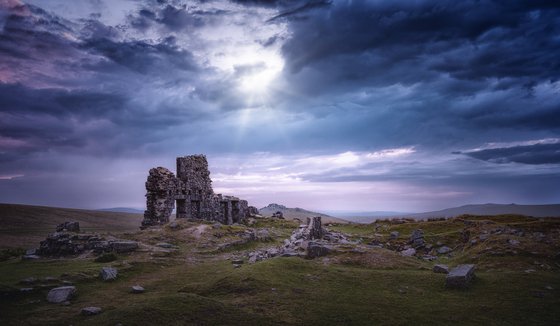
[
  {"x1": 34, "y1": 222, "x2": 138, "y2": 257},
  {"x1": 409, "y1": 229, "x2": 425, "y2": 248}
]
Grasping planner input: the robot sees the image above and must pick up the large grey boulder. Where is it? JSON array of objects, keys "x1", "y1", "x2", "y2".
[
  {"x1": 389, "y1": 231, "x2": 399, "y2": 240},
  {"x1": 446, "y1": 264, "x2": 476, "y2": 289},
  {"x1": 111, "y1": 241, "x2": 138, "y2": 253},
  {"x1": 99, "y1": 267, "x2": 118, "y2": 281},
  {"x1": 47, "y1": 286, "x2": 76, "y2": 303}
]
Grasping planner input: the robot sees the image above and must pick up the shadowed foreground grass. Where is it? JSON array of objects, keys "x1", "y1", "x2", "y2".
[{"x1": 1, "y1": 256, "x2": 559, "y2": 325}]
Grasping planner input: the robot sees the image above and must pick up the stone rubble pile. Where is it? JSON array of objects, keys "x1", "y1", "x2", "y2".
[
  {"x1": 32, "y1": 222, "x2": 138, "y2": 257},
  {"x1": 246, "y1": 216, "x2": 350, "y2": 263}
]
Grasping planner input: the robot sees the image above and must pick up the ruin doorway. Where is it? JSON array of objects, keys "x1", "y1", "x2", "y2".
[
  {"x1": 176, "y1": 199, "x2": 187, "y2": 219},
  {"x1": 221, "y1": 202, "x2": 229, "y2": 224},
  {"x1": 231, "y1": 201, "x2": 240, "y2": 224}
]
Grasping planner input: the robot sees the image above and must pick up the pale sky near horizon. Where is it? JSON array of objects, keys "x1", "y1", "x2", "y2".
[{"x1": 1, "y1": 0, "x2": 559, "y2": 212}]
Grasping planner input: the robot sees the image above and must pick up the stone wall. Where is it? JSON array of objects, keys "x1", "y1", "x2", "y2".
[{"x1": 141, "y1": 155, "x2": 251, "y2": 228}]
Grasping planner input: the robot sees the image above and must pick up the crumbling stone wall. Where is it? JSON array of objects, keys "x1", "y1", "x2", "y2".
[
  {"x1": 142, "y1": 167, "x2": 177, "y2": 228},
  {"x1": 141, "y1": 155, "x2": 251, "y2": 228}
]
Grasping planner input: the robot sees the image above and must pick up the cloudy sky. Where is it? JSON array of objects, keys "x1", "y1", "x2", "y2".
[{"x1": 1, "y1": 0, "x2": 559, "y2": 213}]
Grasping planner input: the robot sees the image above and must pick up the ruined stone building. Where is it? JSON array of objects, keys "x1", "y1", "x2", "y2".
[{"x1": 141, "y1": 155, "x2": 253, "y2": 228}]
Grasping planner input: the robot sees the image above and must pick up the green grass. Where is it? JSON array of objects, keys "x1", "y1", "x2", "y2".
[
  {"x1": 1, "y1": 255, "x2": 559, "y2": 325},
  {"x1": 1, "y1": 207, "x2": 559, "y2": 325}
]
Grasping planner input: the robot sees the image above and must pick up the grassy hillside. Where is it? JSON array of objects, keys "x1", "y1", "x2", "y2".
[
  {"x1": 0, "y1": 203, "x2": 143, "y2": 248},
  {"x1": 0, "y1": 208, "x2": 559, "y2": 325}
]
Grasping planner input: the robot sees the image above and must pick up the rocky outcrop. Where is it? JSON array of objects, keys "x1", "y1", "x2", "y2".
[
  {"x1": 47, "y1": 286, "x2": 76, "y2": 303},
  {"x1": 446, "y1": 264, "x2": 476, "y2": 289}
]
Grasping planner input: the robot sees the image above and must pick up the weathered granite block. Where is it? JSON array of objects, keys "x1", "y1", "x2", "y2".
[
  {"x1": 99, "y1": 267, "x2": 118, "y2": 281},
  {"x1": 47, "y1": 286, "x2": 76, "y2": 303},
  {"x1": 446, "y1": 264, "x2": 476, "y2": 289}
]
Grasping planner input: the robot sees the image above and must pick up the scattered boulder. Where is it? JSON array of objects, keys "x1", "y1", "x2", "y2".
[
  {"x1": 446, "y1": 264, "x2": 476, "y2": 289},
  {"x1": 99, "y1": 267, "x2": 118, "y2": 281},
  {"x1": 433, "y1": 264, "x2": 449, "y2": 274},
  {"x1": 47, "y1": 286, "x2": 76, "y2": 303},
  {"x1": 81, "y1": 306, "x2": 102, "y2": 316},
  {"x1": 231, "y1": 259, "x2": 244, "y2": 265},
  {"x1": 437, "y1": 246, "x2": 452, "y2": 254},
  {"x1": 409, "y1": 229, "x2": 425, "y2": 248},
  {"x1": 131, "y1": 285, "x2": 145, "y2": 294},
  {"x1": 56, "y1": 221, "x2": 80, "y2": 233},
  {"x1": 389, "y1": 231, "x2": 399, "y2": 240},
  {"x1": 401, "y1": 248, "x2": 416, "y2": 257}
]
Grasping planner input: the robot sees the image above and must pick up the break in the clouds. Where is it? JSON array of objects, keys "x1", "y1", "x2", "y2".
[{"x1": 0, "y1": 0, "x2": 559, "y2": 212}]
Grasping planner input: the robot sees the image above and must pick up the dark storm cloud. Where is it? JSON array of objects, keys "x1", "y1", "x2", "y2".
[
  {"x1": 278, "y1": 0, "x2": 560, "y2": 92},
  {"x1": 463, "y1": 143, "x2": 560, "y2": 165},
  {"x1": 1, "y1": 0, "x2": 560, "y2": 209},
  {"x1": 267, "y1": 0, "x2": 331, "y2": 22},
  {"x1": 127, "y1": 1, "x2": 228, "y2": 32},
  {"x1": 82, "y1": 36, "x2": 198, "y2": 74}
]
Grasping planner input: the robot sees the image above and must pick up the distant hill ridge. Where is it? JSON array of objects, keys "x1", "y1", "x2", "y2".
[
  {"x1": 404, "y1": 203, "x2": 560, "y2": 219},
  {"x1": 259, "y1": 203, "x2": 349, "y2": 224}
]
